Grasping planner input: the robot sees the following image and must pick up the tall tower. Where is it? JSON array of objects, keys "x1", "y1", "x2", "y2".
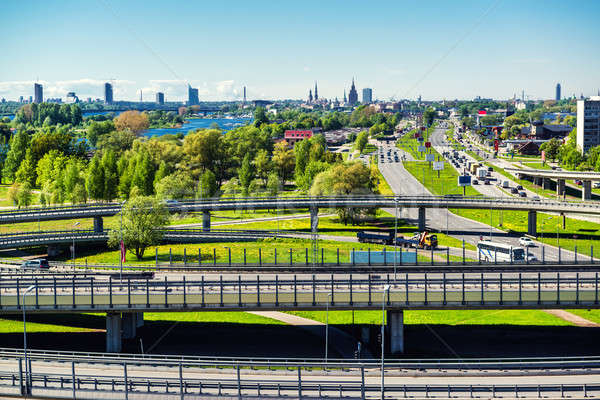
[
  {"x1": 33, "y1": 83, "x2": 43, "y2": 104},
  {"x1": 343, "y1": 89, "x2": 347, "y2": 103},
  {"x1": 555, "y1": 83, "x2": 561, "y2": 101},
  {"x1": 314, "y1": 81, "x2": 318, "y2": 101},
  {"x1": 243, "y1": 86, "x2": 246, "y2": 104},
  {"x1": 104, "y1": 83, "x2": 113, "y2": 104},
  {"x1": 348, "y1": 78, "x2": 358, "y2": 105},
  {"x1": 308, "y1": 89, "x2": 313, "y2": 103}
]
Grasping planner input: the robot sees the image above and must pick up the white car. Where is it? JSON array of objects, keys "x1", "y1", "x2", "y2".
[{"x1": 519, "y1": 237, "x2": 535, "y2": 247}]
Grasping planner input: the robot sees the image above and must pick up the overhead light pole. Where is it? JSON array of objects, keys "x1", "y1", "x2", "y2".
[
  {"x1": 72, "y1": 222, "x2": 80, "y2": 269},
  {"x1": 22, "y1": 285, "x2": 35, "y2": 397},
  {"x1": 325, "y1": 293, "x2": 332, "y2": 363},
  {"x1": 394, "y1": 197, "x2": 398, "y2": 280},
  {"x1": 381, "y1": 284, "x2": 390, "y2": 400},
  {"x1": 120, "y1": 200, "x2": 126, "y2": 280}
]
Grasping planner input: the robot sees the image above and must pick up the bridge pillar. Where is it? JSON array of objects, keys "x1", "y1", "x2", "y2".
[
  {"x1": 582, "y1": 180, "x2": 592, "y2": 201},
  {"x1": 310, "y1": 207, "x2": 319, "y2": 234},
  {"x1": 542, "y1": 178, "x2": 551, "y2": 190},
  {"x1": 527, "y1": 210, "x2": 537, "y2": 236},
  {"x1": 386, "y1": 310, "x2": 404, "y2": 354},
  {"x1": 557, "y1": 179, "x2": 565, "y2": 196},
  {"x1": 47, "y1": 245, "x2": 61, "y2": 257},
  {"x1": 93, "y1": 216, "x2": 103, "y2": 233},
  {"x1": 418, "y1": 207, "x2": 426, "y2": 231},
  {"x1": 106, "y1": 313, "x2": 122, "y2": 353},
  {"x1": 122, "y1": 313, "x2": 138, "y2": 339},
  {"x1": 135, "y1": 312, "x2": 144, "y2": 328},
  {"x1": 202, "y1": 211, "x2": 211, "y2": 232}
]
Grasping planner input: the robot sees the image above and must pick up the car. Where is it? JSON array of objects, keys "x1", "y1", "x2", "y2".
[
  {"x1": 20, "y1": 259, "x2": 50, "y2": 270},
  {"x1": 575, "y1": 180, "x2": 583, "y2": 185},
  {"x1": 532, "y1": 195, "x2": 541, "y2": 201},
  {"x1": 516, "y1": 185, "x2": 523, "y2": 190},
  {"x1": 487, "y1": 167, "x2": 493, "y2": 172},
  {"x1": 527, "y1": 254, "x2": 538, "y2": 262},
  {"x1": 510, "y1": 188, "x2": 519, "y2": 194},
  {"x1": 484, "y1": 179, "x2": 491, "y2": 185},
  {"x1": 519, "y1": 237, "x2": 535, "y2": 247},
  {"x1": 519, "y1": 191, "x2": 527, "y2": 197},
  {"x1": 472, "y1": 179, "x2": 479, "y2": 185},
  {"x1": 594, "y1": 182, "x2": 600, "y2": 189}
]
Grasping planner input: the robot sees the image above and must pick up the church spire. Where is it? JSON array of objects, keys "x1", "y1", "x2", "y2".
[
  {"x1": 308, "y1": 89, "x2": 313, "y2": 103},
  {"x1": 314, "y1": 81, "x2": 318, "y2": 101}
]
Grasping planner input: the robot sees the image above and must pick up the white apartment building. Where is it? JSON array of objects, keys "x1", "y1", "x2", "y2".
[{"x1": 577, "y1": 96, "x2": 600, "y2": 153}]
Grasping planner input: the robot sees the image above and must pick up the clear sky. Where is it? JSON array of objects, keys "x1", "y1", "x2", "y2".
[{"x1": 1, "y1": 0, "x2": 599, "y2": 102}]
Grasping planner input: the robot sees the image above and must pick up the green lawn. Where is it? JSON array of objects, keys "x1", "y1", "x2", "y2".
[
  {"x1": 566, "y1": 310, "x2": 600, "y2": 325},
  {"x1": 522, "y1": 162, "x2": 553, "y2": 170},
  {"x1": 287, "y1": 310, "x2": 572, "y2": 326}
]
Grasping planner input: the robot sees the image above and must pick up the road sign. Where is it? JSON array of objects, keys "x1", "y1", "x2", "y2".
[
  {"x1": 541, "y1": 150, "x2": 546, "y2": 162},
  {"x1": 417, "y1": 145, "x2": 426, "y2": 153},
  {"x1": 494, "y1": 139, "x2": 499, "y2": 151},
  {"x1": 458, "y1": 175, "x2": 472, "y2": 187},
  {"x1": 433, "y1": 161, "x2": 444, "y2": 170},
  {"x1": 425, "y1": 142, "x2": 431, "y2": 148},
  {"x1": 425, "y1": 154, "x2": 435, "y2": 162}
]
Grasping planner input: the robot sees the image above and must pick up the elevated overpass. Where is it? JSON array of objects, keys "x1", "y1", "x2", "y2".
[
  {"x1": 3, "y1": 195, "x2": 600, "y2": 236},
  {"x1": 3, "y1": 272, "x2": 600, "y2": 352},
  {"x1": 505, "y1": 168, "x2": 600, "y2": 200}
]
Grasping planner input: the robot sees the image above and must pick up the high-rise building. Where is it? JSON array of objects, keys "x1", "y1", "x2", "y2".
[
  {"x1": 314, "y1": 81, "x2": 318, "y2": 101},
  {"x1": 577, "y1": 97, "x2": 600, "y2": 153},
  {"x1": 243, "y1": 86, "x2": 246, "y2": 103},
  {"x1": 188, "y1": 84, "x2": 199, "y2": 105},
  {"x1": 348, "y1": 78, "x2": 358, "y2": 105},
  {"x1": 34, "y1": 83, "x2": 43, "y2": 103},
  {"x1": 556, "y1": 83, "x2": 561, "y2": 101},
  {"x1": 362, "y1": 88, "x2": 373, "y2": 104},
  {"x1": 156, "y1": 92, "x2": 165, "y2": 105},
  {"x1": 104, "y1": 83, "x2": 113, "y2": 104}
]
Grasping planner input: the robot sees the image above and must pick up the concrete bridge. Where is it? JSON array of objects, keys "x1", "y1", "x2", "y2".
[
  {"x1": 505, "y1": 168, "x2": 600, "y2": 200},
  {"x1": 3, "y1": 195, "x2": 600, "y2": 236},
  {"x1": 4, "y1": 272, "x2": 600, "y2": 352}
]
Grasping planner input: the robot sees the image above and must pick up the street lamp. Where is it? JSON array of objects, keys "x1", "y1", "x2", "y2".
[
  {"x1": 325, "y1": 293, "x2": 332, "y2": 363},
  {"x1": 394, "y1": 197, "x2": 398, "y2": 280},
  {"x1": 381, "y1": 284, "x2": 391, "y2": 400},
  {"x1": 541, "y1": 216, "x2": 552, "y2": 253},
  {"x1": 119, "y1": 200, "x2": 126, "y2": 280},
  {"x1": 72, "y1": 222, "x2": 80, "y2": 268},
  {"x1": 22, "y1": 285, "x2": 35, "y2": 396}
]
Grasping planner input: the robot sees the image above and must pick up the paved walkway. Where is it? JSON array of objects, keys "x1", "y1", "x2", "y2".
[
  {"x1": 544, "y1": 310, "x2": 600, "y2": 327},
  {"x1": 248, "y1": 311, "x2": 373, "y2": 359}
]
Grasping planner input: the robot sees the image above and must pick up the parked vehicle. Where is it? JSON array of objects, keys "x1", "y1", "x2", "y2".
[{"x1": 357, "y1": 231, "x2": 394, "y2": 245}]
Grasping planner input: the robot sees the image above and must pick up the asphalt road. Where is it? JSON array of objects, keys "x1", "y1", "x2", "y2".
[{"x1": 378, "y1": 128, "x2": 587, "y2": 263}]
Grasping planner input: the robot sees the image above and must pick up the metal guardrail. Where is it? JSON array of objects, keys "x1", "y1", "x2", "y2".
[
  {"x1": 1, "y1": 272, "x2": 599, "y2": 313},
  {"x1": 1, "y1": 195, "x2": 600, "y2": 223}
]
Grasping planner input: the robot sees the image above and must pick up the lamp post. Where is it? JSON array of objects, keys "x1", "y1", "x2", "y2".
[
  {"x1": 325, "y1": 293, "x2": 332, "y2": 363},
  {"x1": 541, "y1": 216, "x2": 552, "y2": 252},
  {"x1": 22, "y1": 285, "x2": 35, "y2": 396},
  {"x1": 381, "y1": 284, "x2": 390, "y2": 400},
  {"x1": 72, "y1": 222, "x2": 80, "y2": 268},
  {"x1": 394, "y1": 197, "x2": 398, "y2": 280},
  {"x1": 119, "y1": 200, "x2": 126, "y2": 280}
]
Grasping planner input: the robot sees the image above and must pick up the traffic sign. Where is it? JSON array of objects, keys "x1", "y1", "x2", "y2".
[
  {"x1": 458, "y1": 175, "x2": 471, "y2": 187},
  {"x1": 417, "y1": 145, "x2": 426, "y2": 153},
  {"x1": 433, "y1": 161, "x2": 444, "y2": 170},
  {"x1": 425, "y1": 142, "x2": 431, "y2": 148},
  {"x1": 425, "y1": 154, "x2": 435, "y2": 162}
]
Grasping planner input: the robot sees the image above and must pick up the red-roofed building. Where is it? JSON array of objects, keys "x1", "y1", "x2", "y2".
[{"x1": 284, "y1": 130, "x2": 313, "y2": 145}]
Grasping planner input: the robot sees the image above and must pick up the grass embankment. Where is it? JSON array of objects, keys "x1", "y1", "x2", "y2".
[
  {"x1": 522, "y1": 162, "x2": 553, "y2": 170},
  {"x1": 287, "y1": 310, "x2": 571, "y2": 326},
  {"x1": 404, "y1": 151, "x2": 600, "y2": 256},
  {"x1": 396, "y1": 124, "x2": 436, "y2": 160}
]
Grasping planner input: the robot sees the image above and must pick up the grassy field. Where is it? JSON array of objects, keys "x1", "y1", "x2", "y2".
[
  {"x1": 567, "y1": 310, "x2": 600, "y2": 325},
  {"x1": 522, "y1": 162, "x2": 553, "y2": 170},
  {"x1": 287, "y1": 310, "x2": 572, "y2": 326}
]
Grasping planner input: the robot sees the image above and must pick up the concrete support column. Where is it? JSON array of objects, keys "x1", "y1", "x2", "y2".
[
  {"x1": 527, "y1": 210, "x2": 537, "y2": 236},
  {"x1": 202, "y1": 211, "x2": 211, "y2": 232},
  {"x1": 542, "y1": 178, "x2": 551, "y2": 190},
  {"x1": 310, "y1": 207, "x2": 319, "y2": 234},
  {"x1": 122, "y1": 313, "x2": 137, "y2": 339},
  {"x1": 47, "y1": 245, "x2": 61, "y2": 257},
  {"x1": 93, "y1": 216, "x2": 103, "y2": 233},
  {"x1": 582, "y1": 180, "x2": 592, "y2": 201},
  {"x1": 534, "y1": 177, "x2": 541, "y2": 186},
  {"x1": 556, "y1": 179, "x2": 565, "y2": 196},
  {"x1": 135, "y1": 312, "x2": 144, "y2": 328},
  {"x1": 386, "y1": 310, "x2": 404, "y2": 354},
  {"x1": 106, "y1": 313, "x2": 122, "y2": 353},
  {"x1": 418, "y1": 207, "x2": 426, "y2": 231},
  {"x1": 361, "y1": 326, "x2": 370, "y2": 347}
]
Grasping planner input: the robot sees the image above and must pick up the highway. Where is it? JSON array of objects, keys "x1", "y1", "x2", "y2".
[{"x1": 379, "y1": 127, "x2": 591, "y2": 264}]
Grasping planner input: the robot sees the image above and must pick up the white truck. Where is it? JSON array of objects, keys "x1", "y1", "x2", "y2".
[{"x1": 476, "y1": 167, "x2": 488, "y2": 179}]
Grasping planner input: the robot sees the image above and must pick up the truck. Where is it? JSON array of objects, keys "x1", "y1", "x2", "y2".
[
  {"x1": 357, "y1": 231, "x2": 394, "y2": 245},
  {"x1": 395, "y1": 232, "x2": 438, "y2": 250},
  {"x1": 502, "y1": 180, "x2": 510, "y2": 188},
  {"x1": 476, "y1": 167, "x2": 488, "y2": 179},
  {"x1": 470, "y1": 163, "x2": 481, "y2": 175}
]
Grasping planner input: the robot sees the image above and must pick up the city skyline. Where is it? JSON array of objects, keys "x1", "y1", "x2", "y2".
[{"x1": 1, "y1": 0, "x2": 599, "y2": 101}]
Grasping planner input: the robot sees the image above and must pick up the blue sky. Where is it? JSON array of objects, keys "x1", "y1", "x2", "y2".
[{"x1": 1, "y1": 0, "x2": 599, "y2": 102}]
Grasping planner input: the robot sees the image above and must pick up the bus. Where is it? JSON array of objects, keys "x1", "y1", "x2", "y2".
[{"x1": 477, "y1": 240, "x2": 525, "y2": 263}]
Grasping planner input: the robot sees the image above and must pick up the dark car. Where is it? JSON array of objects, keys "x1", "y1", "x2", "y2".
[
  {"x1": 516, "y1": 185, "x2": 523, "y2": 190},
  {"x1": 487, "y1": 167, "x2": 493, "y2": 172},
  {"x1": 472, "y1": 179, "x2": 479, "y2": 185},
  {"x1": 484, "y1": 179, "x2": 491, "y2": 185},
  {"x1": 519, "y1": 191, "x2": 527, "y2": 197},
  {"x1": 511, "y1": 187, "x2": 519, "y2": 194}
]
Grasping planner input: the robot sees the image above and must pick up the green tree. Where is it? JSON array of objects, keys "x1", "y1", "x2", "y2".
[
  {"x1": 3, "y1": 129, "x2": 29, "y2": 182},
  {"x1": 254, "y1": 149, "x2": 272, "y2": 186},
  {"x1": 198, "y1": 169, "x2": 218, "y2": 198},
  {"x1": 253, "y1": 107, "x2": 269, "y2": 127},
  {"x1": 153, "y1": 160, "x2": 169, "y2": 189},
  {"x1": 17, "y1": 182, "x2": 33, "y2": 208},
  {"x1": 272, "y1": 141, "x2": 295, "y2": 184},
  {"x1": 7, "y1": 183, "x2": 19, "y2": 206},
  {"x1": 238, "y1": 153, "x2": 254, "y2": 196},
  {"x1": 183, "y1": 129, "x2": 228, "y2": 185},
  {"x1": 539, "y1": 138, "x2": 561, "y2": 162},
  {"x1": 294, "y1": 139, "x2": 311, "y2": 187},
  {"x1": 86, "y1": 155, "x2": 105, "y2": 201},
  {"x1": 155, "y1": 171, "x2": 195, "y2": 200},
  {"x1": 107, "y1": 196, "x2": 170, "y2": 260},
  {"x1": 131, "y1": 152, "x2": 155, "y2": 195},
  {"x1": 266, "y1": 172, "x2": 281, "y2": 197},
  {"x1": 423, "y1": 107, "x2": 436, "y2": 127},
  {"x1": 102, "y1": 150, "x2": 118, "y2": 201},
  {"x1": 355, "y1": 131, "x2": 368, "y2": 153},
  {"x1": 72, "y1": 182, "x2": 87, "y2": 204},
  {"x1": 15, "y1": 150, "x2": 36, "y2": 186}
]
